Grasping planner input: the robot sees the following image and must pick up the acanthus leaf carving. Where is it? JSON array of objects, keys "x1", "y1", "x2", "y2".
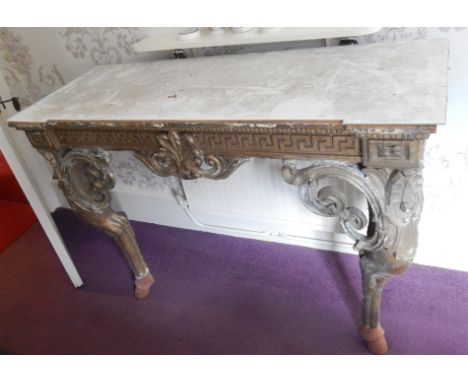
[{"x1": 134, "y1": 130, "x2": 247, "y2": 180}]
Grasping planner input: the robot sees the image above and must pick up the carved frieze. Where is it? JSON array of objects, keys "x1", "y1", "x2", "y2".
[
  {"x1": 40, "y1": 123, "x2": 363, "y2": 162},
  {"x1": 195, "y1": 132, "x2": 360, "y2": 158},
  {"x1": 19, "y1": 120, "x2": 435, "y2": 171},
  {"x1": 54, "y1": 129, "x2": 159, "y2": 147}
]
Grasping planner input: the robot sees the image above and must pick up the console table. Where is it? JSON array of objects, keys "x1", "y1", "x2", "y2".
[{"x1": 8, "y1": 39, "x2": 449, "y2": 354}]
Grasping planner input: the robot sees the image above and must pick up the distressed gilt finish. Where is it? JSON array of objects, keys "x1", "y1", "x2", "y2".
[
  {"x1": 14, "y1": 119, "x2": 433, "y2": 354},
  {"x1": 281, "y1": 160, "x2": 423, "y2": 354},
  {"x1": 134, "y1": 130, "x2": 246, "y2": 180},
  {"x1": 8, "y1": 39, "x2": 449, "y2": 354},
  {"x1": 37, "y1": 148, "x2": 154, "y2": 299}
]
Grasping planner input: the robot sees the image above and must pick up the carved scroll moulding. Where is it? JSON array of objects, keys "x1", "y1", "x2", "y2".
[
  {"x1": 281, "y1": 160, "x2": 424, "y2": 254},
  {"x1": 58, "y1": 149, "x2": 115, "y2": 213},
  {"x1": 282, "y1": 160, "x2": 386, "y2": 251}
]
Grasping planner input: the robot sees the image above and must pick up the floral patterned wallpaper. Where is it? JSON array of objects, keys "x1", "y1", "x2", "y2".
[
  {"x1": 0, "y1": 28, "x2": 65, "y2": 106},
  {"x1": 59, "y1": 28, "x2": 140, "y2": 64},
  {"x1": 111, "y1": 151, "x2": 180, "y2": 192},
  {"x1": 0, "y1": 27, "x2": 165, "y2": 106}
]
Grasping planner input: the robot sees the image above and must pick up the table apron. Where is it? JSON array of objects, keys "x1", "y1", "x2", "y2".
[{"x1": 23, "y1": 126, "x2": 430, "y2": 169}]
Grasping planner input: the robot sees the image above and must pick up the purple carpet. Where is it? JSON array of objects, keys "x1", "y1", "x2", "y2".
[{"x1": 1, "y1": 207, "x2": 468, "y2": 354}]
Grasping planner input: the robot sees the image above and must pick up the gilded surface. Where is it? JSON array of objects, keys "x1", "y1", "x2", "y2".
[
  {"x1": 37, "y1": 148, "x2": 154, "y2": 298},
  {"x1": 24, "y1": 119, "x2": 434, "y2": 351},
  {"x1": 24, "y1": 121, "x2": 431, "y2": 170},
  {"x1": 281, "y1": 159, "x2": 424, "y2": 346},
  {"x1": 196, "y1": 131, "x2": 360, "y2": 157}
]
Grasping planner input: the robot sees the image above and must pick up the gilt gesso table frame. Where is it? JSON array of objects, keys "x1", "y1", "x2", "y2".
[
  {"x1": 8, "y1": 38, "x2": 448, "y2": 354},
  {"x1": 11, "y1": 118, "x2": 434, "y2": 354}
]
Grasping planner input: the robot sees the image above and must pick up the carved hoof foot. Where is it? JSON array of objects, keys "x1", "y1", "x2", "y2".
[
  {"x1": 134, "y1": 272, "x2": 155, "y2": 299},
  {"x1": 360, "y1": 325, "x2": 388, "y2": 355}
]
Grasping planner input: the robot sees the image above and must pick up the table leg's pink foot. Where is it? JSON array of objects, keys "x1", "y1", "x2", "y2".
[
  {"x1": 360, "y1": 325, "x2": 388, "y2": 355},
  {"x1": 134, "y1": 272, "x2": 155, "y2": 299}
]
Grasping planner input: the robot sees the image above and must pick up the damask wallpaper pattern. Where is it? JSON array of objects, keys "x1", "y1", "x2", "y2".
[
  {"x1": 59, "y1": 28, "x2": 140, "y2": 64},
  {"x1": 111, "y1": 151, "x2": 180, "y2": 192},
  {"x1": 0, "y1": 27, "x2": 467, "y2": 269},
  {"x1": 0, "y1": 28, "x2": 153, "y2": 106},
  {"x1": 0, "y1": 28, "x2": 65, "y2": 106}
]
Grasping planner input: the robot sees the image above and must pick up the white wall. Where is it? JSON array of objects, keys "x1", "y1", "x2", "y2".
[{"x1": 1, "y1": 27, "x2": 467, "y2": 271}]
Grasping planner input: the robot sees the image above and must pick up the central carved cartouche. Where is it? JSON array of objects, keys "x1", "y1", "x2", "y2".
[{"x1": 134, "y1": 130, "x2": 247, "y2": 180}]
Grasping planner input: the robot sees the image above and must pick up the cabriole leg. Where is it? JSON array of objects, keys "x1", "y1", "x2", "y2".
[
  {"x1": 281, "y1": 160, "x2": 423, "y2": 354},
  {"x1": 359, "y1": 216, "x2": 420, "y2": 354},
  {"x1": 41, "y1": 149, "x2": 154, "y2": 299},
  {"x1": 359, "y1": 257, "x2": 390, "y2": 354}
]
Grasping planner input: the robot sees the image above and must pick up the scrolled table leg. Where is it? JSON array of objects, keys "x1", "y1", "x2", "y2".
[
  {"x1": 358, "y1": 207, "x2": 421, "y2": 353},
  {"x1": 40, "y1": 148, "x2": 154, "y2": 299},
  {"x1": 281, "y1": 160, "x2": 424, "y2": 354}
]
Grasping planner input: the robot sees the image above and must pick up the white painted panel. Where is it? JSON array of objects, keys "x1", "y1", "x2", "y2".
[
  {"x1": 182, "y1": 158, "x2": 365, "y2": 245},
  {"x1": 0, "y1": 74, "x2": 82, "y2": 287}
]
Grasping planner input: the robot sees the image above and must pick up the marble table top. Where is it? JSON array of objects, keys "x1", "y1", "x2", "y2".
[{"x1": 9, "y1": 39, "x2": 449, "y2": 127}]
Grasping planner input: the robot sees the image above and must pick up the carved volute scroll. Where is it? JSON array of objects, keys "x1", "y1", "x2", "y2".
[
  {"x1": 58, "y1": 149, "x2": 115, "y2": 213},
  {"x1": 281, "y1": 160, "x2": 424, "y2": 256},
  {"x1": 38, "y1": 148, "x2": 114, "y2": 213},
  {"x1": 281, "y1": 160, "x2": 385, "y2": 251},
  {"x1": 134, "y1": 130, "x2": 247, "y2": 180}
]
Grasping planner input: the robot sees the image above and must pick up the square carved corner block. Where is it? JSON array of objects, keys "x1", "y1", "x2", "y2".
[
  {"x1": 363, "y1": 138, "x2": 425, "y2": 169},
  {"x1": 8, "y1": 38, "x2": 449, "y2": 355}
]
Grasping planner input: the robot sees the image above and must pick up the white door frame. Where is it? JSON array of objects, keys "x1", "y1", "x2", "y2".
[{"x1": 0, "y1": 76, "x2": 82, "y2": 287}]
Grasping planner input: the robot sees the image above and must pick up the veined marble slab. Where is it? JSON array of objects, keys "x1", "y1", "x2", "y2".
[{"x1": 9, "y1": 39, "x2": 449, "y2": 126}]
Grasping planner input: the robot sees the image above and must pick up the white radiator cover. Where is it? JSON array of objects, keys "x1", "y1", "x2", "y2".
[{"x1": 182, "y1": 158, "x2": 365, "y2": 237}]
